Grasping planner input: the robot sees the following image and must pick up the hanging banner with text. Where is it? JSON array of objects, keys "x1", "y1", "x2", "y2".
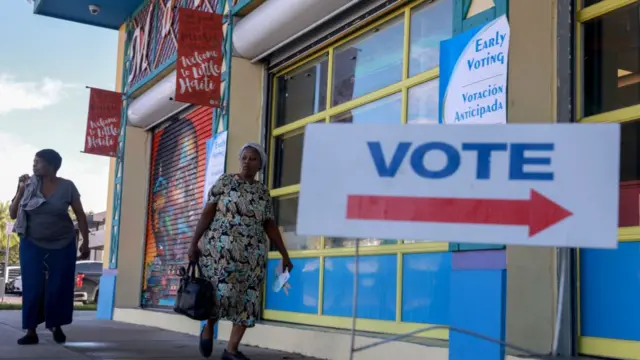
[
  {"x1": 84, "y1": 88, "x2": 122, "y2": 157},
  {"x1": 439, "y1": 15, "x2": 510, "y2": 124},
  {"x1": 175, "y1": 8, "x2": 223, "y2": 108}
]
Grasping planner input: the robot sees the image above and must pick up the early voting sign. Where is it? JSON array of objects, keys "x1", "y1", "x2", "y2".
[
  {"x1": 297, "y1": 123, "x2": 620, "y2": 249},
  {"x1": 202, "y1": 131, "x2": 228, "y2": 204},
  {"x1": 439, "y1": 15, "x2": 510, "y2": 124}
]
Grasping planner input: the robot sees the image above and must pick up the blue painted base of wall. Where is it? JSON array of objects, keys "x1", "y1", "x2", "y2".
[
  {"x1": 96, "y1": 272, "x2": 117, "y2": 320},
  {"x1": 449, "y1": 251, "x2": 506, "y2": 360},
  {"x1": 580, "y1": 242, "x2": 640, "y2": 340},
  {"x1": 264, "y1": 253, "x2": 451, "y2": 324}
]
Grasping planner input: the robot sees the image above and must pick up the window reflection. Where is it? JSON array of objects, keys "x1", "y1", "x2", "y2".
[
  {"x1": 276, "y1": 54, "x2": 329, "y2": 127},
  {"x1": 325, "y1": 237, "x2": 400, "y2": 249},
  {"x1": 273, "y1": 131, "x2": 304, "y2": 188},
  {"x1": 409, "y1": 0, "x2": 454, "y2": 77},
  {"x1": 407, "y1": 79, "x2": 439, "y2": 124},
  {"x1": 619, "y1": 121, "x2": 640, "y2": 227},
  {"x1": 331, "y1": 93, "x2": 402, "y2": 124},
  {"x1": 332, "y1": 17, "x2": 404, "y2": 106},
  {"x1": 273, "y1": 196, "x2": 321, "y2": 251},
  {"x1": 583, "y1": 0, "x2": 603, "y2": 7},
  {"x1": 583, "y1": 3, "x2": 640, "y2": 116}
]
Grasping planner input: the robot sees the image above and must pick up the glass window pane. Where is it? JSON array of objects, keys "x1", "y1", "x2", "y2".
[
  {"x1": 331, "y1": 93, "x2": 402, "y2": 123},
  {"x1": 619, "y1": 121, "x2": 640, "y2": 227},
  {"x1": 409, "y1": 0, "x2": 454, "y2": 77},
  {"x1": 583, "y1": 0, "x2": 603, "y2": 7},
  {"x1": 332, "y1": 17, "x2": 404, "y2": 107},
  {"x1": 583, "y1": 3, "x2": 640, "y2": 116},
  {"x1": 273, "y1": 131, "x2": 304, "y2": 188},
  {"x1": 276, "y1": 54, "x2": 329, "y2": 127},
  {"x1": 325, "y1": 237, "x2": 400, "y2": 249},
  {"x1": 408, "y1": 79, "x2": 439, "y2": 124},
  {"x1": 272, "y1": 196, "x2": 321, "y2": 251}
]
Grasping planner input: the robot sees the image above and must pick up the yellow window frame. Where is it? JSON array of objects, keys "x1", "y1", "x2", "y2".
[
  {"x1": 576, "y1": 1, "x2": 640, "y2": 359},
  {"x1": 575, "y1": 0, "x2": 640, "y2": 242},
  {"x1": 266, "y1": 0, "x2": 448, "y2": 258},
  {"x1": 262, "y1": 1, "x2": 452, "y2": 341}
]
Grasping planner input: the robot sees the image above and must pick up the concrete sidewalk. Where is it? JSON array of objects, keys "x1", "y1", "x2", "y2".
[{"x1": 0, "y1": 311, "x2": 319, "y2": 359}]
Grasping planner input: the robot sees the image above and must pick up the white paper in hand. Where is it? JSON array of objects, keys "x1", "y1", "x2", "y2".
[{"x1": 272, "y1": 260, "x2": 291, "y2": 293}]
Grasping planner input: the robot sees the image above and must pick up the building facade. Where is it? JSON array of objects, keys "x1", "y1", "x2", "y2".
[{"x1": 31, "y1": 0, "x2": 640, "y2": 359}]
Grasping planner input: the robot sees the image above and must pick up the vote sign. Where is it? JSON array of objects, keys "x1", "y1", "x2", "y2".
[{"x1": 297, "y1": 123, "x2": 620, "y2": 249}]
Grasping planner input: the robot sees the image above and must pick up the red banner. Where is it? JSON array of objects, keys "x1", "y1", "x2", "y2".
[
  {"x1": 175, "y1": 8, "x2": 223, "y2": 107},
  {"x1": 84, "y1": 88, "x2": 122, "y2": 157}
]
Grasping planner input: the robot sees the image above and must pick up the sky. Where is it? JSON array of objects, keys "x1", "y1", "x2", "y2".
[{"x1": 0, "y1": 2, "x2": 118, "y2": 212}]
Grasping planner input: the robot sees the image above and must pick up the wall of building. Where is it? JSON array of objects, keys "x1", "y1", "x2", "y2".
[
  {"x1": 114, "y1": 126, "x2": 150, "y2": 308},
  {"x1": 225, "y1": 58, "x2": 264, "y2": 172},
  {"x1": 107, "y1": 0, "x2": 565, "y2": 359},
  {"x1": 112, "y1": 13, "x2": 264, "y2": 313},
  {"x1": 505, "y1": 0, "x2": 558, "y2": 354}
]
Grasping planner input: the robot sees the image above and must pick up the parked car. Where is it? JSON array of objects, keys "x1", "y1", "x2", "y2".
[
  {"x1": 5, "y1": 276, "x2": 21, "y2": 294},
  {"x1": 3, "y1": 265, "x2": 21, "y2": 293},
  {"x1": 74, "y1": 260, "x2": 103, "y2": 304},
  {"x1": 10, "y1": 276, "x2": 22, "y2": 294}
]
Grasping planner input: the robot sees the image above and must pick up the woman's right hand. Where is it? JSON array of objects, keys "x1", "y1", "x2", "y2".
[
  {"x1": 188, "y1": 243, "x2": 202, "y2": 261},
  {"x1": 18, "y1": 174, "x2": 29, "y2": 190}
]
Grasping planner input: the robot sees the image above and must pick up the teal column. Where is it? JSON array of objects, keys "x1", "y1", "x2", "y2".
[
  {"x1": 448, "y1": 2, "x2": 509, "y2": 359},
  {"x1": 450, "y1": 0, "x2": 508, "y2": 252},
  {"x1": 97, "y1": 23, "x2": 133, "y2": 321}
]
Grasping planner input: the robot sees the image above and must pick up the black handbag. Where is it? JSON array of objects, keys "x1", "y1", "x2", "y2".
[{"x1": 174, "y1": 261, "x2": 217, "y2": 321}]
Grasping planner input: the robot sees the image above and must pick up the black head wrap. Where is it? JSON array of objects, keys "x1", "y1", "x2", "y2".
[{"x1": 36, "y1": 149, "x2": 63, "y2": 172}]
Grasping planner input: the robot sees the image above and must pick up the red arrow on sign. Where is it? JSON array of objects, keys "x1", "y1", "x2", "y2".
[{"x1": 346, "y1": 189, "x2": 573, "y2": 237}]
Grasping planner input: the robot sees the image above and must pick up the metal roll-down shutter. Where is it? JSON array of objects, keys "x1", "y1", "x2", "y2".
[{"x1": 141, "y1": 106, "x2": 212, "y2": 308}]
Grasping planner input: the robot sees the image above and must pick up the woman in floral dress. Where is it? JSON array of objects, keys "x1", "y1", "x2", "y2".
[{"x1": 188, "y1": 143, "x2": 293, "y2": 360}]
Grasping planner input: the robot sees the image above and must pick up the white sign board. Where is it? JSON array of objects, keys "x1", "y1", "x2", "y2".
[
  {"x1": 5, "y1": 222, "x2": 13, "y2": 235},
  {"x1": 297, "y1": 123, "x2": 620, "y2": 249},
  {"x1": 202, "y1": 131, "x2": 228, "y2": 204},
  {"x1": 440, "y1": 15, "x2": 510, "y2": 124}
]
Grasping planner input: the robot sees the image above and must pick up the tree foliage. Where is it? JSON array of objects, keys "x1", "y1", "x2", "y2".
[{"x1": 0, "y1": 201, "x2": 20, "y2": 265}]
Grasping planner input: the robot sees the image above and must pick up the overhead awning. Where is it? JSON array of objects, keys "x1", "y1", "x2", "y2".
[
  {"x1": 32, "y1": 0, "x2": 144, "y2": 30},
  {"x1": 232, "y1": 0, "x2": 360, "y2": 60},
  {"x1": 127, "y1": 70, "x2": 190, "y2": 129}
]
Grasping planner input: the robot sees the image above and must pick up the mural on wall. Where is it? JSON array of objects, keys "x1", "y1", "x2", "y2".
[
  {"x1": 142, "y1": 107, "x2": 212, "y2": 307},
  {"x1": 126, "y1": 0, "x2": 218, "y2": 93}
]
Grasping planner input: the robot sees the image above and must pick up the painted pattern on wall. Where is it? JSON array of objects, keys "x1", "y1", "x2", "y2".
[
  {"x1": 126, "y1": 0, "x2": 218, "y2": 93},
  {"x1": 142, "y1": 107, "x2": 212, "y2": 308}
]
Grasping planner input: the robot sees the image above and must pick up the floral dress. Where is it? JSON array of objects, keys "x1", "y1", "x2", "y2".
[{"x1": 199, "y1": 173, "x2": 274, "y2": 327}]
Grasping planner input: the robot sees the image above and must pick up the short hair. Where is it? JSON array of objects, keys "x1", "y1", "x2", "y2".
[{"x1": 36, "y1": 149, "x2": 62, "y2": 172}]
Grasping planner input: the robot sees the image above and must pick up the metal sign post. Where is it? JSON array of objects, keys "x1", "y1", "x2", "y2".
[{"x1": 347, "y1": 245, "x2": 568, "y2": 359}]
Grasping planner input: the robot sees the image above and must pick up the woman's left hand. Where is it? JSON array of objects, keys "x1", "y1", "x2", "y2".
[{"x1": 79, "y1": 241, "x2": 90, "y2": 260}]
